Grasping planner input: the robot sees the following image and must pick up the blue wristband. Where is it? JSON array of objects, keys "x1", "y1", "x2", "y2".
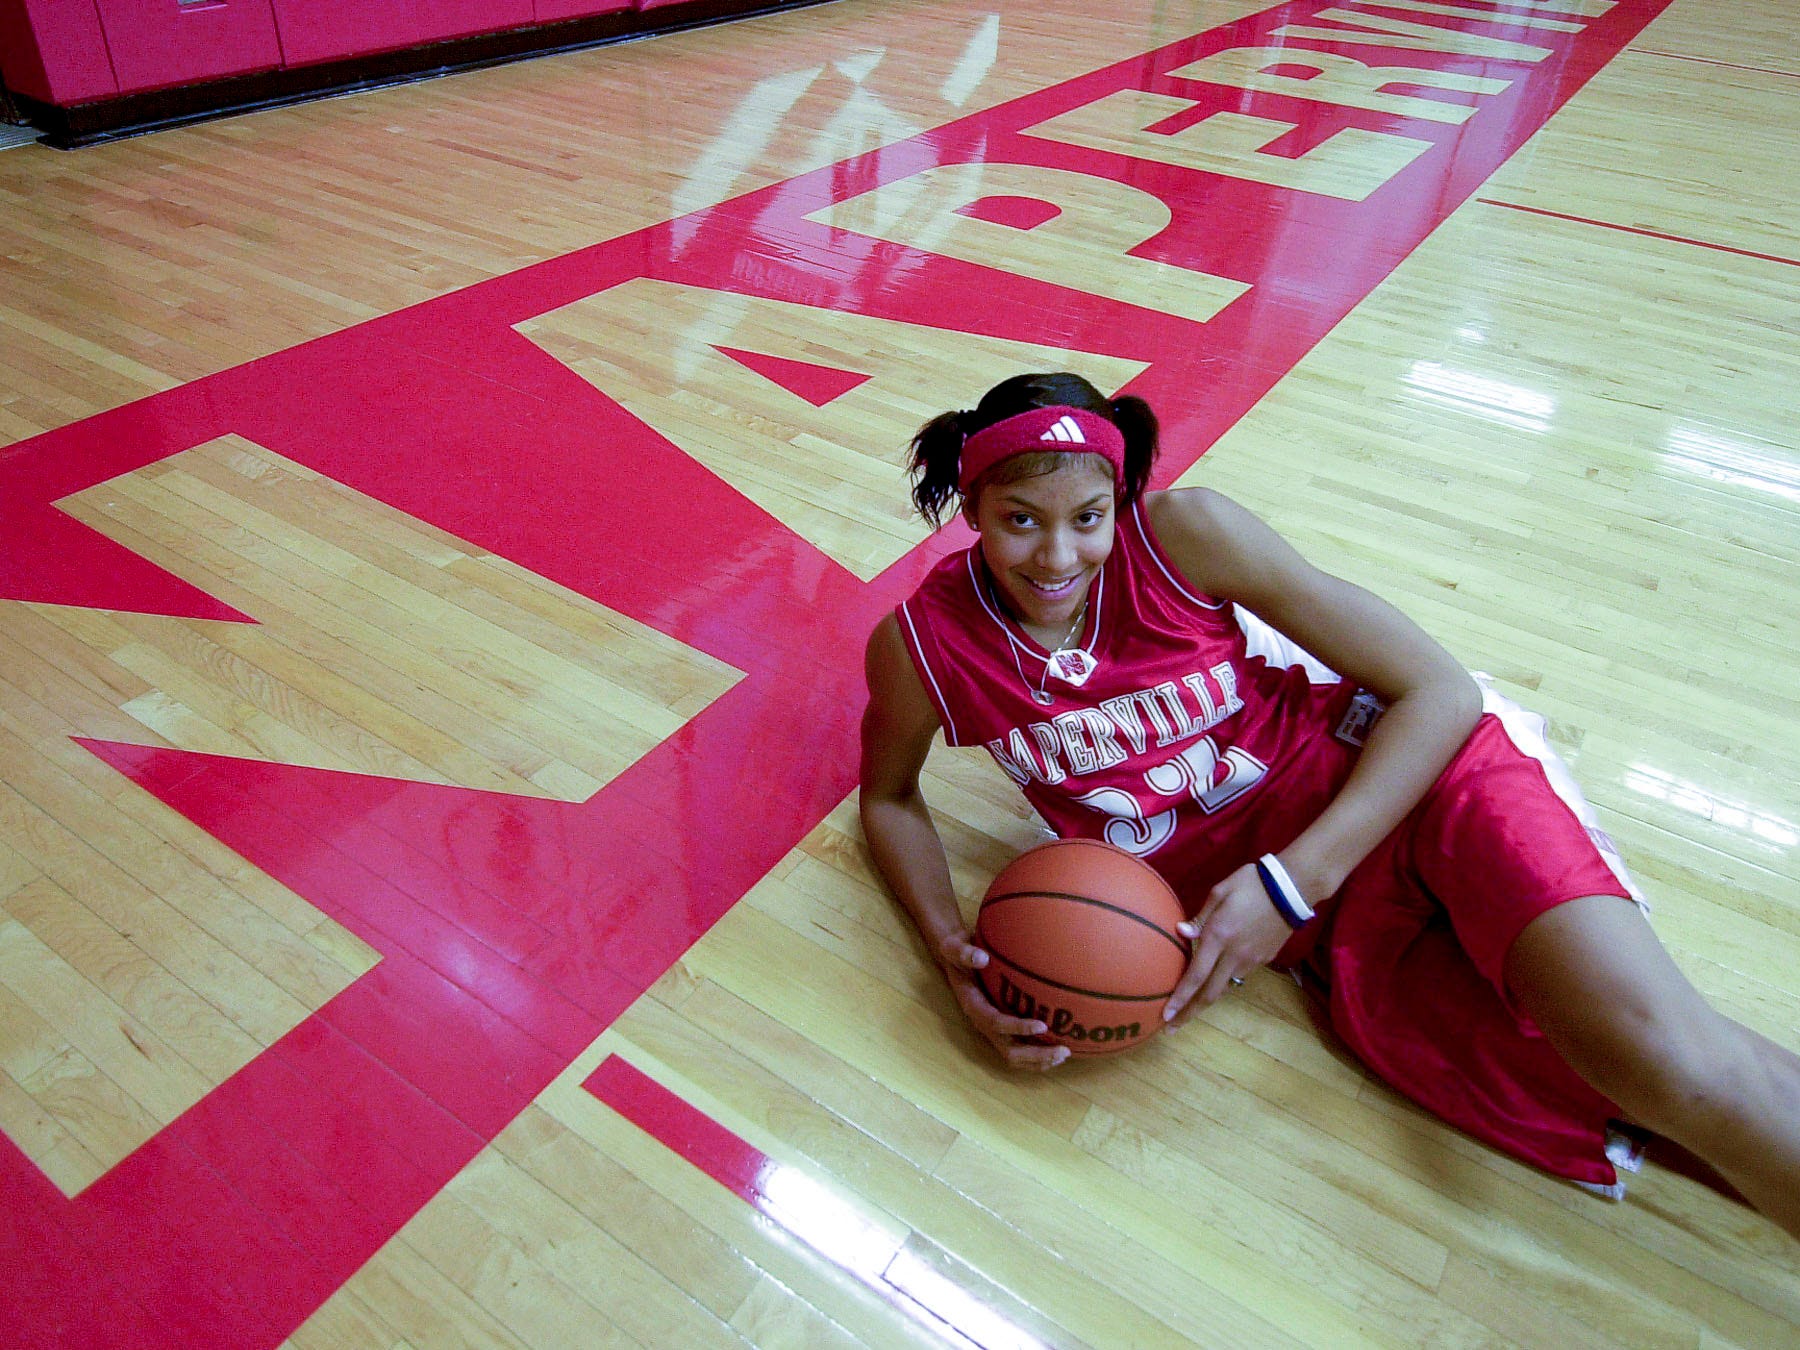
[{"x1": 1255, "y1": 853, "x2": 1314, "y2": 928}]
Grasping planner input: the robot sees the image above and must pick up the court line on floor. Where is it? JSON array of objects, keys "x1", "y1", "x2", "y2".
[
  {"x1": 583, "y1": 1053, "x2": 1049, "y2": 1350},
  {"x1": 1627, "y1": 48, "x2": 1800, "y2": 81},
  {"x1": 1475, "y1": 198, "x2": 1800, "y2": 269}
]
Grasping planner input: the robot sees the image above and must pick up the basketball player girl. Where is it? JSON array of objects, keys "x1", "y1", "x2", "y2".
[{"x1": 858, "y1": 372, "x2": 1800, "y2": 1232}]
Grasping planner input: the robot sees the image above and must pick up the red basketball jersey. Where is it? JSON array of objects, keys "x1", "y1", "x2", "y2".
[{"x1": 898, "y1": 497, "x2": 1367, "y2": 900}]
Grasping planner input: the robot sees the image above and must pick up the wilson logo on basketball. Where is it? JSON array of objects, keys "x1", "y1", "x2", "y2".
[{"x1": 989, "y1": 972, "x2": 1143, "y2": 1047}]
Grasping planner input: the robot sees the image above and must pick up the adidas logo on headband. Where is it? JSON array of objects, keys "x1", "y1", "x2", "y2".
[{"x1": 955, "y1": 405, "x2": 1126, "y2": 493}]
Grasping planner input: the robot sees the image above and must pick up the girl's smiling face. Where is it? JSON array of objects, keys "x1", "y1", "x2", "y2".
[{"x1": 968, "y1": 458, "x2": 1117, "y2": 639}]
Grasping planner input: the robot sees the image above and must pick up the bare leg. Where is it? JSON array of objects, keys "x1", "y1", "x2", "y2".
[{"x1": 1506, "y1": 896, "x2": 1800, "y2": 1239}]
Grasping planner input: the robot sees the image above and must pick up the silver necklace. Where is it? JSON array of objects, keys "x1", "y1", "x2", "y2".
[
  {"x1": 1011, "y1": 599, "x2": 1091, "y2": 706},
  {"x1": 971, "y1": 556, "x2": 1103, "y2": 706},
  {"x1": 1044, "y1": 602, "x2": 1088, "y2": 655}
]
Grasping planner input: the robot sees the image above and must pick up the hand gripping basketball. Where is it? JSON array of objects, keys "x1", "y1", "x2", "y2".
[
  {"x1": 1163, "y1": 859, "x2": 1296, "y2": 1026},
  {"x1": 935, "y1": 928, "x2": 1070, "y2": 1070}
]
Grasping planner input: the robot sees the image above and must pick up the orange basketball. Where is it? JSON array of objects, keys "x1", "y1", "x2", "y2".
[{"x1": 975, "y1": 838, "x2": 1189, "y2": 1057}]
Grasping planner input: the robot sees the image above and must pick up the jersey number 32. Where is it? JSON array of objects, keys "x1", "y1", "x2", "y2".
[{"x1": 1071, "y1": 734, "x2": 1267, "y2": 857}]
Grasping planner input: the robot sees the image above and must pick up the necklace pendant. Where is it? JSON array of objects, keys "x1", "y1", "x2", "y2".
[
  {"x1": 1046, "y1": 647, "x2": 1096, "y2": 687},
  {"x1": 1031, "y1": 690, "x2": 1054, "y2": 705}
]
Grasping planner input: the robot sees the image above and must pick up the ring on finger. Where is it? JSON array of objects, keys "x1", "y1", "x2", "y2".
[{"x1": 1228, "y1": 976, "x2": 1245, "y2": 988}]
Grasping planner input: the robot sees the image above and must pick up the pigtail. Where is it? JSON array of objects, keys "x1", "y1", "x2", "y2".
[
  {"x1": 909, "y1": 410, "x2": 970, "y2": 529},
  {"x1": 1109, "y1": 394, "x2": 1159, "y2": 507}
]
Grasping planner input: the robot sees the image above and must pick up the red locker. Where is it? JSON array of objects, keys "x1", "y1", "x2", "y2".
[
  {"x1": 271, "y1": 0, "x2": 535, "y2": 70},
  {"x1": 0, "y1": 0, "x2": 118, "y2": 103},
  {"x1": 533, "y1": 0, "x2": 632, "y2": 23},
  {"x1": 415, "y1": 0, "x2": 538, "y2": 43},
  {"x1": 91, "y1": 0, "x2": 283, "y2": 96}
]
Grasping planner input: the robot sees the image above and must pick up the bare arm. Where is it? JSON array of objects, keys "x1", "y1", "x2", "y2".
[
  {"x1": 1149, "y1": 488, "x2": 1481, "y2": 1018},
  {"x1": 859, "y1": 615, "x2": 1068, "y2": 1068},
  {"x1": 1153, "y1": 487, "x2": 1480, "y2": 897},
  {"x1": 858, "y1": 615, "x2": 962, "y2": 954}
]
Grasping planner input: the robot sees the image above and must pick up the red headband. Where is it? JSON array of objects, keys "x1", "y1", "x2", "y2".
[{"x1": 956, "y1": 406, "x2": 1126, "y2": 495}]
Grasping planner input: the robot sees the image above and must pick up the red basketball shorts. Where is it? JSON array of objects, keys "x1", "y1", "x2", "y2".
[{"x1": 1390, "y1": 713, "x2": 1636, "y2": 1001}]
